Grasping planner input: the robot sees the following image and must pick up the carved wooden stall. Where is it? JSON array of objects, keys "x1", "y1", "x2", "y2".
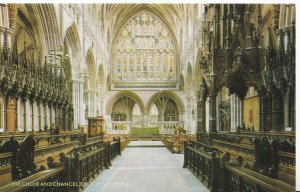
[
  {"x1": 67, "y1": 140, "x2": 109, "y2": 191},
  {"x1": 0, "y1": 166, "x2": 66, "y2": 192},
  {"x1": 223, "y1": 162, "x2": 295, "y2": 192},
  {"x1": 183, "y1": 140, "x2": 222, "y2": 192},
  {"x1": 192, "y1": 132, "x2": 295, "y2": 191},
  {"x1": 0, "y1": 30, "x2": 73, "y2": 133},
  {"x1": 0, "y1": 152, "x2": 13, "y2": 186},
  {"x1": 0, "y1": 131, "x2": 82, "y2": 183},
  {"x1": 0, "y1": 131, "x2": 122, "y2": 192},
  {"x1": 197, "y1": 5, "x2": 295, "y2": 133},
  {"x1": 184, "y1": 138, "x2": 295, "y2": 192}
]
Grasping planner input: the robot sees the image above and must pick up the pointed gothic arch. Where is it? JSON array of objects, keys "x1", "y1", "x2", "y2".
[
  {"x1": 64, "y1": 22, "x2": 82, "y2": 79},
  {"x1": 86, "y1": 48, "x2": 97, "y2": 89},
  {"x1": 106, "y1": 91, "x2": 145, "y2": 116},
  {"x1": 146, "y1": 91, "x2": 184, "y2": 115},
  {"x1": 111, "y1": 9, "x2": 179, "y2": 84},
  {"x1": 98, "y1": 64, "x2": 105, "y2": 87}
]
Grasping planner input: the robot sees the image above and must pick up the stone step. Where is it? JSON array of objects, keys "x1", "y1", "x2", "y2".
[
  {"x1": 129, "y1": 134, "x2": 162, "y2": 141},
  {"x1": 127, "y1": 141, "x2": 165, "y2": 148}
]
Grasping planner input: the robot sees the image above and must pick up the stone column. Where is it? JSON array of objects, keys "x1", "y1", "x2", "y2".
[
  {"x1": 0, "y1": 30, "x2": 2, "y2": 48},
  {"x1": 31, "y1": 100, "x2": 35, "y2": 133},
  {"x1": 230, "y1": 94, "x2": 242, "y2": 132},
  {"x1": 23, "y1": 98, "x2": 27, "y2": 132},
  {"x1": 208, "y1": 95, "x2": 217, "y2": 132},
  {"x1": 3, "y1": 94, "x2": 7, "y2": 133},
  {"x1": 49, "y1": 104, "x2": 53, "y2": 126},
  {"x1": 25, "y1": 99, "x2": 32, "y2": 132},
  {"x1": 79, "y1": 80, "x2": 85, "y2": 126},
  {"x1": 44, "y1": 103, "x2": 48, "y2": 129},
  {"x1": 69, "y1": 79, "x2": 84, "y2": 129},
  {"x1": 86, "y1": 90, "x2": 91, "y2": 118},
  {"x1": 54, "y1": 106, "x2": 57, "y2": 127},
  {"x1": 98, "y1": 89, "x2": 104, "y2": 116},
  {"x1": 17, "y1": 98, "x2": 24, "y2": 132},
  {"x1": 185, "y1": 96, "x2": 193, "y2": 133},
  {"x1": 285, "y1": 5, "x2": 291, "y2": 28},
  {"x1": 291, "y1": 5, "x2": 295, "y2": 23}
]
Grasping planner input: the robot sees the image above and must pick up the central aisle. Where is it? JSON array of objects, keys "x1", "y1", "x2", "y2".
[{"x1": 84, "y1": 141, "x2": 209, "y2": 192}]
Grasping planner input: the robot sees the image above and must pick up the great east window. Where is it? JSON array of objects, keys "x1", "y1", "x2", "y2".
[{"x1": 113, "y1": 11, "x2": 176, "y2": 84}]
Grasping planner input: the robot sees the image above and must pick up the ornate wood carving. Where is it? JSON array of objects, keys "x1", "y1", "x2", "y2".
[
  {"x1": 253, "y1": 136, "x2": 278, "y2": 178},
  {"x1": 183, "y1": 140, "x2": 222, "y2": 192},
  {"x1": 271, "y1": 5, "x2": 280, "y2": 30},
  {"x1": 0, "y1": 31, "x2": 73, "y2": 130},
  {"x1": 198, "y1": 5, "x2": 295, "y2": 132},
  {"x1": 18, "y1": 134, "x2": 37, "y2": 178},
  {"x1": 7, "y1": 4, "x2": 18, "y2": 29}
]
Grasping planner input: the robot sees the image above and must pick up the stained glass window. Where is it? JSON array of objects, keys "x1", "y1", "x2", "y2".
[{"x1": 113, "y1": 11, "x2": 176, "y2": 81}]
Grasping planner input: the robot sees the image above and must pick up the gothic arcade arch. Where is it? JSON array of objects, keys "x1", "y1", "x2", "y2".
[
  {"x1": 63, "y1": 22, "x2": 82, "y2": 78},
  {"x1": 146, "y1": 91, "x2": 185, "y2": 116},
  {"x1": 106, "y1": 91, "x2": 145, "y2": 116}
]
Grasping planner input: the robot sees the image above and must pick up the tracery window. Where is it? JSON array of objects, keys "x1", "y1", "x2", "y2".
[
  {"x1": 132, "y1": 104, "x2": 142, "y2": 122},
  {"x1": 149, "y1": 104, "x2": 158, "y2": 122},
  {"x1": 164, "y1": 99, "x2": 178, "y2": 121},
  {"x1": 113, "y1": 11, "x2": 176, "y2": 82}
]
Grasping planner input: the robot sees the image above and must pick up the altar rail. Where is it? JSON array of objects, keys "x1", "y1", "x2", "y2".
[{"x1": 149, "y1": 121, "x2": 184, "y2": 134}]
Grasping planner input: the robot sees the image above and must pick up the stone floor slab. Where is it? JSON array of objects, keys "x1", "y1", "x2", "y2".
[{"x1": 84, "y1": 141, "x2": 209, "y2": 192}]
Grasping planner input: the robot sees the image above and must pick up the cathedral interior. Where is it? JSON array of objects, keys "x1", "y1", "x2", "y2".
[{"x1": 0, "y1": 3, "x2": 296, "y2": 192}]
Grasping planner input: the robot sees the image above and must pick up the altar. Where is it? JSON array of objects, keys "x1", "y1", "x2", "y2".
[{"x1": 130, "y1": 127, "x2": 160, "y2": 135}]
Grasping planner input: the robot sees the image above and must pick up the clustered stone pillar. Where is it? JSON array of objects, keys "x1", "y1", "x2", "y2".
[
  {"x1": 71, "y1": 79, "x2": 85, "y2": 129},
  {"x1": 208, "y1": 95, "x2": 217, "y2": 132}
]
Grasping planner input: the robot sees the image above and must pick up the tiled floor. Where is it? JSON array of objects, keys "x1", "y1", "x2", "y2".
[{"x1": 84, "y1": 141, "x2": 209, "y2": 192}]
